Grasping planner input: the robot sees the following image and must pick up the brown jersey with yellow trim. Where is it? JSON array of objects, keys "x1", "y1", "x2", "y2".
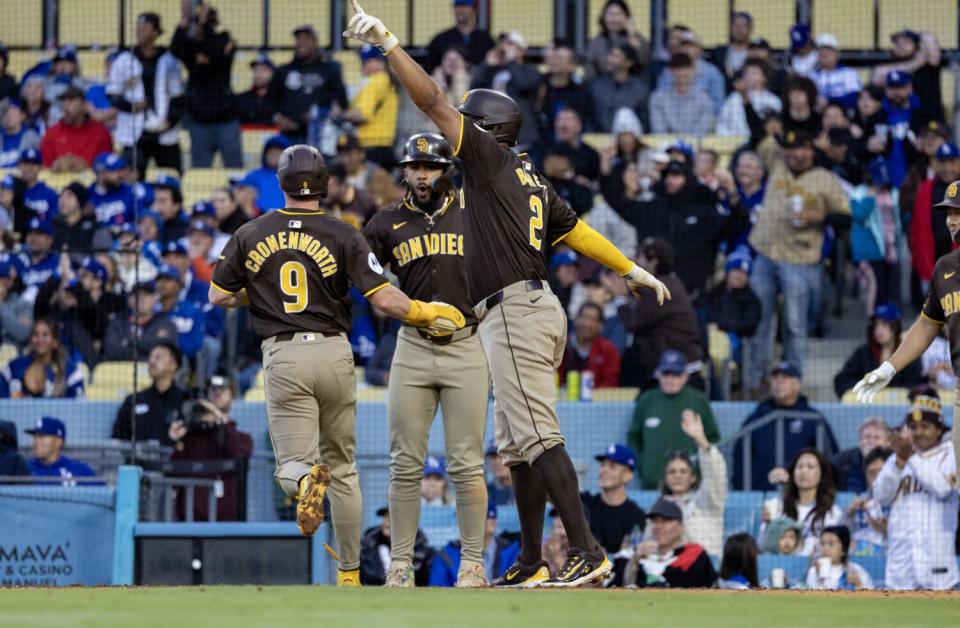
[
  {"x1": 921, "y1": 250, "x2": 960, "y2": 372},
  {"x1": 454, "y1": 116, "x2": 579, "y2": 303},
  {"x1": 363, "y1": 190, "x2": 477, "y2": 325},
  {"x1": 212, "y1": 208, "x2": 389, "y2": 340}
]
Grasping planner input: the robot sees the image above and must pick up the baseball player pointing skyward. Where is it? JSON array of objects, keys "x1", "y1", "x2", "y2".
[
  {"x1": 209, "y1": 144, "x2": 466, "y2": 586},
  {"x1": 364, "y1": 133, "x2": 490, "y2": 588},
  {"x1": 345, "y1": 1, "x2": 670, "y2": 588},
  {"x1": 854, "y1": 180, "x2": 960, "y2": 474}
]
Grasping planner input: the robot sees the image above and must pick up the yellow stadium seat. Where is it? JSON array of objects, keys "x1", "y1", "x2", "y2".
[
  {"x1": 0, "y1": 2, "x2": 43, "y2": 47},
  {"x1": 701, "y1": 135, "x2": 747, "y2": 156},
  {"x1": 813, "y1": 0, "x2": 875, "y2": 50},
  {"x1": 413, "y1": 0, "x2": 455, "y2": 46},
  {"x1": 39, "y1": 170, "x2": 95, "y2": 189},
  {"x1": 6, "y1": 51, "x2": 48, "y2": 83},
  {"x1": 244, "y1": 387, "x2": 266, "y2": 402},
  {"x1": 581, "y1": 133, "x2": 612, "y2": 152},
  {"x1": 0, "y1": 343, "x2": 19, "y2": 367},
  {"x1": 942, "y1": 72, "x2": 955, "y2": 120},
  {"x1": 668, "y1": 0, "x2": 727, "y2": 48},
  {"x1": 242, "y1": 129, "x2": 276, "y2": 166},
  {"x1": 357, "y1": 388, "x2": 387, "y2": 402},
  {"x1": 77, "y1": 51, "x2": 109, "y2": 82},
  {"x1": 879, "y1": 0, "x2": 957, "y2": 50},
  {"x1": 333, "y1": 50, "x2": 364, "y2": 90},
  {"x1": 588, "y1": 0, "x2": 651, "y2": 40},
  {"x1": 182, "y1": 168, "x2": 246, "y2": 209},
  {"x1": 268, "y1": 0, "x2": 332, "y2": 48},
  {"x1": 144, "y1": 166, "x2": 180, "y2": 183},
  {"x1": 840, "y1": 387, "x2": 909, "y2": 405},
  {"x1": 124, "y1": 0, "x2": 181, "y2": 47},
  {"x1": 491, "y1": 1, "x2": 555, "y2": 48},
  {"x1": 592, "y1": 388, "x2": 641, "y2": 402},
  {"x1": 60, "y1": 0, "x2": 120, "y2": 47},
  {"x1": 735, "y1": 0, "x2": 792, "y2": 50},
  {"x1": 213, "y1": 0, "x2": 265, "y2": 48},
  {"x1": 89, "y1": 361, "x2": 149, "y2": 400}
]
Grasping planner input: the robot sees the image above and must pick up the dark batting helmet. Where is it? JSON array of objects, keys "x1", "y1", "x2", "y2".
[
  {"x1": 398, "y1": 132, "x2": 453, "y2": 166},
  {"x1": 457, "y1": 88, "x2": 522, "y2": 146},
  {"x1": 276, "y1": 144, "x2": 328, "y2": 198}
]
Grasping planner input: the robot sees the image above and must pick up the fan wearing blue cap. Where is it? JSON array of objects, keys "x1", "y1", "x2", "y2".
[
  {"x1": 882, "y1": 29, "x2": 944, "y2": 123},
  {"x1": 17, "y1": 148, "x2": 59, "y2": 220},
  {"x1": 242, "y1": 135, "x2": 290, "y2": 213},
  {"x1": 577, "y1": 443, "x2": 645, "y2": 583},
  {"x1": 421, "y1": 456, "x2": 450, "y2": 506},
  {"x1": 11, "y1": 217, "x2": 60, "y2": 304},
  {"x1": 428, "y1": 496, "x2": 522, "y2": 587},
  {"x1": 706, "y1": 249, "x2": 761, "y2": 343},
  {"x1": 629, "y1": 349, "x2": 720, "y2": 490},
  {"x1": 0, "y1": 100, "x2": 40, "y2": 168},
  {"x1": 788, "y1": 24, "x2": 816, "y2": 77},
  {"x1": 25, "y1": 416, "x2": 96, "y2": 479},
  {"x1": 236, "y1": 52, "x2": 276, "y2": 125},
  {"x1": 155, "y1": 263, "x2": 205, "y2": 360},
  {"x1": 88, "y1": 152, "x2": 136, "y2": 227},
  {"x1": 876, "y1": 67, "x2": 923, "y2": 187}
]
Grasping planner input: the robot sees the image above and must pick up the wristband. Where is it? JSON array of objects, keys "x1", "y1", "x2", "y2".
[{"x1": 378, "y1": 32, "x2": 399, "y2": 56}]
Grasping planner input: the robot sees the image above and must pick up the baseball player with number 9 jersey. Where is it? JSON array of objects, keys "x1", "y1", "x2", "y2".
[{"x1": 210, "y1": 144, "x2": 466, "y2": 586}]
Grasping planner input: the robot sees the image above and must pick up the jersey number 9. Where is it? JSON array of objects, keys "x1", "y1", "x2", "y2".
[
  {"x1": 280, "y1": 261, "x2": 308, "y2": 313},
  {"x1": 528, "y1": 196, "x2": 544, "y2": 251}
]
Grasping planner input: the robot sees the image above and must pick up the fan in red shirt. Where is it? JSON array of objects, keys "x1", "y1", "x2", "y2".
[
  {"x1": 39, "y1": 86, "x2": 113, "y2": 172},
  {"x1": 559, "y1": 301, "x2": 622, "y2": 388}
]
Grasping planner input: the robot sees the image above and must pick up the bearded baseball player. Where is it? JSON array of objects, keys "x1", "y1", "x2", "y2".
[
  {"x1": 345, "y1": 1, "x2": 670, "y2": 588},
  {"x1": 209, "y1": 144, "x2": 466, "y2": 586},
  {"x1": 873, "y1": 395, "x2": 957, "y2": 590},
  {"x1": 854, "y1": 180, "x2": 960, "y2": 475},
  {"x1": 363, "y1": 133, "x2": 490, "y2": 588}
]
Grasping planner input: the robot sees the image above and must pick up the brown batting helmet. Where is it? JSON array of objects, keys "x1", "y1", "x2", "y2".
[
  {"x1": 276, "y1": 144, "x2": 328, "y2": 198},
  {"x1": 933, "y1": 179, "x2": 960, "y2": 210}
]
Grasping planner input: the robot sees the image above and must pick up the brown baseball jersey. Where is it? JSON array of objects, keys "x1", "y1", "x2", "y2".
[
  {"x1": 921, "y1": 250, "x2": 960, "y2": 372},
  {"x1": 362, "y1": 190, "x2": 477, "y2": 325},
  {"x1": 212, "y1": 208, "x2": 389, "y2": 340},
  {"x1": 454, "y1": 115, "x2": 579, "y2": 303}
]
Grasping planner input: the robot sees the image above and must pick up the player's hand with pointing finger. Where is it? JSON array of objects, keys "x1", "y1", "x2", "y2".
[
  {"x1": 343, "y1": 0, "x2": 398, "y2": 54},
  {"x1": 623, "y1": 263, "x2": 671, "y2": 305},
  {"x1": 851, "y1": 361, "x2": 896, "y2": 403}
]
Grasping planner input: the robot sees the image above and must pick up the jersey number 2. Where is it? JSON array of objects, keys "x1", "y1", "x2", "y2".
[
  {"x1": 280, "y1": 261, "x2": 308, "y2": 313},
  {"x1": 528, "y1": 196, "x2": 543, "y2": 251}
]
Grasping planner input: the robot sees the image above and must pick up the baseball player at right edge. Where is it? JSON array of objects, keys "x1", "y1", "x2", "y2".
[
  {"x1": 345, "y1": 1, "x2": 670, "y2": 588},
  {"x1": 854, "y1": 181, "x2": 960, "y2": 474}
]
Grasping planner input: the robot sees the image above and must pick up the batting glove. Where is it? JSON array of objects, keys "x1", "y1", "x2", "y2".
[
  {"x1": 425, "y1": 301, "x2": 466, "y2": 336},
  {"x1": 623, "y1": 263, "x2": 671, "y2": 305},
  {"x1": 343, "y1": 0, "x2": 399, "y2": 55},
  {"x1": 852, "y1": 361, "x2": 896, "y2": 403}
]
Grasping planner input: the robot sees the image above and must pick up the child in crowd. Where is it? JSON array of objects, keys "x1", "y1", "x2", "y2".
[
  {"x1": 761, "y1": 517, "x2": 803, "y2": 555},
  {"x1": 805, "y1": 525, "x2": 873, "y2": 590},
  {"x1": 845, "y1": 446, "x2": 892, "y2": 556}
]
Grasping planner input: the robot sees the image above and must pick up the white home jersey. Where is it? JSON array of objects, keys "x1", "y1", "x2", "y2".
[{"x1": 873, "y1": 441, "x2": 958, "y2": 590}]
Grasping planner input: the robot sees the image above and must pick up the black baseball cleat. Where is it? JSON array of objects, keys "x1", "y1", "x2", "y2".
[
  {"x1": 540, "y1": 549, "x2": 612, "y2": 588},
  {"x1": 491, "y1": 559, "x2": 551, "y2": 588}
]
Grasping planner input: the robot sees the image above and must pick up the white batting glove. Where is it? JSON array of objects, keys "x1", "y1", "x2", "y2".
[
  {"x1": 623, "y1": 263, "x2": 671, "y2": 305},
  {"x1": 342, "y1": 0, "x2": 399, "y2": 55},
  {"x1": 852, "y1": 361, "x2": 896, "y2": 403}
]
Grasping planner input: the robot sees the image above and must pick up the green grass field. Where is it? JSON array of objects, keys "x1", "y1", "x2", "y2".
[{"x1": 2, "y1": 587, "x2": 959, "y2": 628}]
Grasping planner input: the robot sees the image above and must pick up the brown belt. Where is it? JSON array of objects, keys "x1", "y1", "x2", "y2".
[
  {"x1": 416, "y1": 325, "x2": 478, "y2": 345},
  {"x1": 272, "y1": 331, "x2": 341, "y2": 342}
]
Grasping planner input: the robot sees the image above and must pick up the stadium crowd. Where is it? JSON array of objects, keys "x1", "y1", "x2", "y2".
[{"x1": 0, "y1": 0, "x2": 958, "y2": 590}]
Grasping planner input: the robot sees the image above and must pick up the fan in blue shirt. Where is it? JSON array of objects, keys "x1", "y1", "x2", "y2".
[
  {"x1": 243, "y1": 135, "x2": 290, "y2": 213},
  {"x1": 18, "y1": 148, "x2": 59, "y2": 219},
  {"x1": 1, "y1": 101, "x2": 40, "y2": 168},
  {"x1": 11, "y1": 217, "x2": 60, "y2": 304},
  {"x1": 87, "y1": 152, "x2": 135, "y2": 226},
  {"x1": 25, "y1": 416, "x2": 96, "y2": 479},
  {"x1": 156, "y1": 264, "x2": 205, "y2": 359}
]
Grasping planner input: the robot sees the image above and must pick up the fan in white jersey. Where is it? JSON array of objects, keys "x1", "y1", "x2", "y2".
[{"x1": 873, "y1": 397, "x2": 958, "y2": 590}]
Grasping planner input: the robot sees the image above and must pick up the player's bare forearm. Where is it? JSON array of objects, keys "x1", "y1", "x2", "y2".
[
  {"x1": 888, "y1": 317, "x2": 940, "y2": 372},
  {"x1": 384, "y1": 46, "x2": 461, "y2": 144},
  {"x1": 368, "y1": 285, "x2": 412, "y2": 321},
  {"x1": 209, "y1": 284, "x2": 249, "y2": 308}
]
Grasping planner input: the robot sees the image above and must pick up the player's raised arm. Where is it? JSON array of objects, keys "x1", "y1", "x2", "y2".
[{"x1": 343, "y1": 0, "x2": 461, "y2": 144}]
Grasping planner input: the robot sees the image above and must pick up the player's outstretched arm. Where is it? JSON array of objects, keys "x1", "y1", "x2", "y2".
[
  {"x1": 852, "y1": 316, "x2": 940, "y2": 403},
  {"x1": 209, "y1": 284, "x2": 249, "y2": 308},
  {"x1": 557, "y1": 220, "x2": 671, "y2": 305},
  {"x1": 343, "y1": 0, "x2": 461, "y2": 144},
  {"x1": 368, "y1": 284, "x2": 466, "y2": 335}
]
